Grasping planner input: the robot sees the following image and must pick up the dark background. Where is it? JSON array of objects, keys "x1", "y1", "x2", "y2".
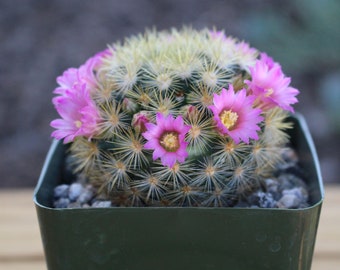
[{"x1": 1, "y1": 0, "x2": 339, "y2": 187}]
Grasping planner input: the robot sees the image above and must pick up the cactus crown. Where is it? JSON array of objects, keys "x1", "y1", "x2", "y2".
[{"x1": 51, "y1": 27, "x2": 299, "y2": 207}]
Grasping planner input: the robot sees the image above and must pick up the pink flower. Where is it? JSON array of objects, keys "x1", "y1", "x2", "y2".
[
  {"x1": 54, "y1": 68, "x2": 79, "y2": 95},
  {"x1": 54, "y1": 48, "x2": 111, "y2": 95},
  {"x1": 142, "y1": 113, "x2": 191, "y2": 167},
  {"x1": 92, "y1": 48, "x2": 112, "y2": 68},
  {"x1": 79, "y1": 49, "x2": 112, "y2": 89},
  {"x1": 50, "y1": 49, "x2": 112, "y2": 143},
  {"x1": 50, "y1": 83, "x2": 101, "y2": 143},
  {"x1": 209, "y1": 85, "x2": 263, "y2": 144},
  {"x1": 259, "y1": 52, "x2": 276, "y2": 69},
  {"x1": 132, "y1": 111, "x2": 150, "y2": 133},
  {"x1": 245, "y1": 53, "x2": 299, "y2": 112}
]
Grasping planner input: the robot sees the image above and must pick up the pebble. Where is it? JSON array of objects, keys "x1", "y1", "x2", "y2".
[
  {"x1": 77, "y1": 185, "x2": 95, "y2": 204},
  {"x1": 91, "y1": 200, "x2": 112, "y2": 208},
  {"x1": 68, "y1": 183, "x2": 84, "y2": 201},
  {"x1": 53, "y1": 182, "x2": 113, "y2": 208},
  {"x1": 53, "y1": 184, "x2": 69, "y2": 199},
  {"x1": 282, "y1": 187, "x2": 308, "y2": 201},
  {"x1": 53, "y1": 183, "x2": 97, "y2": 208},
  {"x1": 277, "y1": 194, "x2": 301, "y2": 209},
  {"x1": 247, "y1": 191, "x2": 277, "y2": 208},
  {"x1": 53, "y1": 197, "x2": 70, "y2": 208}
]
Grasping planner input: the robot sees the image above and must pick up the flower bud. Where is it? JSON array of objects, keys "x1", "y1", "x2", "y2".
[{"x1": 132, "y1": 111, "x2": 150, "y2": 133}]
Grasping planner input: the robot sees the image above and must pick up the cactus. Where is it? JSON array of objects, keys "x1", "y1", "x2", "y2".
[{"x1": 51, "y1": 27, "x2": 299, "y2": 207}]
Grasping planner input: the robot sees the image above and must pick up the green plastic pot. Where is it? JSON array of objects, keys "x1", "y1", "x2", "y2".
[{"x1": 34, "y1": 114, "x2": 324, "y2": 270}]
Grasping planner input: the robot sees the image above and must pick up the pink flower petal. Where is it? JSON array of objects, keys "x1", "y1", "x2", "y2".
[
  {"x1": 246, "y1": 52, "x2": 299, "y2": 112},
  {"x1": 161, "y1": 152, "x2": 177, "y2": 168}
]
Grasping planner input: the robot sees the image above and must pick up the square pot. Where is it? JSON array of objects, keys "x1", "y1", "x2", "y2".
[{"x1": 34, "y1": 114, "x2": 324, "y2": 270}]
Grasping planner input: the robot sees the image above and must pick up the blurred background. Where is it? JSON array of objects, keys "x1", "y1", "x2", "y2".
[{"x1": 0, "y1": 0, "x2": 339, "y2": 187}]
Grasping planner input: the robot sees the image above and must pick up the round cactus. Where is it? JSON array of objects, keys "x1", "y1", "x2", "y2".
[{"x1": 51, "y1": 27, "x2": 299, "y2": 207}]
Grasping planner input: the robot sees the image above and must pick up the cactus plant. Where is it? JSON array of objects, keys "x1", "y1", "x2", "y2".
[{"x1": 50, "y1": 27, "x2": 299, "y2": 207}]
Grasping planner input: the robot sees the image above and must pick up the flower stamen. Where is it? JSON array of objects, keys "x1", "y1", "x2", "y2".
[
  {"x1": 160, "y1": 132, "x2": 180, "y2": 152},
  {"x1": 265, "y1": 88, "x2": 274, "y2": 97},
  {"x1": 219, "y1": 110, "x2": 238, "y2": 130},
  {"x1": 74, "y1": 120, "x2": 82, "y2": 128}
]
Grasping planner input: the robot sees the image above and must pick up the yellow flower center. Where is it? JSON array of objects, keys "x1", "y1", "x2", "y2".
[
  {"x1": 74, "y1": 120, "x2": 82, "y2": 128},
  {"x1": 160, "y1": 132, "x2": 180, "y2": 152},
  {"x1": 219, "y1": 110, "x2": 238, "y2": 130}
]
